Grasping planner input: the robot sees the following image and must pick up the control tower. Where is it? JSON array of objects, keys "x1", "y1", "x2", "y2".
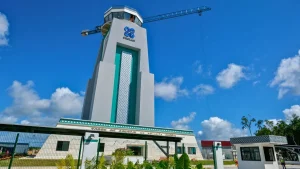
[{"x1": 81, "y1": 6, "x2": 154, "y2": 126}]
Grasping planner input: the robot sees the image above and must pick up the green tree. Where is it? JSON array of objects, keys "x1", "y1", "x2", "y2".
[
  {"x1": 255, "y1": 114, "x2": 300, "y2": 145},
  {"x1": 241, "y1": 115, "x2": 256, "y2": 136},
  {"x1": 255, "y1": 120, "x2": 264, "y2": 130},
  {"x1": 177, "y1": 153, "x2": 190, "y2": 169},
  {"x1": 174, "y1": 154, "x2": 179, "y2": 169}
]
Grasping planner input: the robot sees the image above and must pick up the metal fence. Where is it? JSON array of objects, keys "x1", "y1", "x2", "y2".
[{"x1": 0, "y1": 131, "x2": 83, "y2": 169}]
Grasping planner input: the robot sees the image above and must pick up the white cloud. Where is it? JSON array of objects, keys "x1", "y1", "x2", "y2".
[
  {"x1": 0, "y1": 115, "x2": 17, "y2": 124},
  {"x1": 50, "y1": 87, "x2": 84, "y2": 115},
  {"x1": 283, "y1": 105, "x2": 300, "y2": 121},
  {"x1": 193, "y1": 61, "x2": 203, "y2": 74},
  {"x1": 198, "y1": 117, "x2": 247, "y2": 140},
  {"x1": 2, "y1": 81, "x2": 50, "y2": 117},
  {"x1": 155, "y1": 77, "x2": 188, "y2": 101},
  {"x1": 216, "y1": 63, "x2": 245, "y2": 89},
  {"x1": 20, "y1": 120, "x2": 30, "y2": 125},
  {"x1": 171, "y1": 112, "x2": 196, "y2": 130},
  {"x1": 0, "y1": 80, "x2": 84, "y2": 125},
  {"x1": 193, "y1": 84, "x2": 214, "y2": 96},
  {"x1": 270, "y1": 50, "x2": 300, "y2": 99},
  {"x1": 253, "y1": 81, "x2": 260, "y2": 86},
  {"x1": 0, "y1": 12, "x2": 9, "y2": 46}
]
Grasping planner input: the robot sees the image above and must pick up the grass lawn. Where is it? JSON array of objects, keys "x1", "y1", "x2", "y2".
[
  {"x1": 0, "y1": 158, "x2": 79, "y2": 167},
  {"x1": 0, "y1": 158, "x2": 235, "y2": 166}
]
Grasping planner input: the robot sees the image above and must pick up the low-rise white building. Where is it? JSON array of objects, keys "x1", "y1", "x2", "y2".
[
  {"x1": 35, "y1": 118, "x2": 203, "y2": 161},
  {"x1": 230, "y1": 135, "x2": 287, "y2": 169}
]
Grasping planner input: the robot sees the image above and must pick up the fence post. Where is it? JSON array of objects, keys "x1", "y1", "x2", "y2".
[
  {"x1": 77, "y1": 136, "x2": 84, "y2": 169},
  {"x1": 144, "y1": 141, "x2": 148, "y2": 161},
  {"x1": 95, "y1": 138, "x2": 100, "y2": 169},
  {"x1": 8, "y1": 133, "x2": 19, "y2": 169}
]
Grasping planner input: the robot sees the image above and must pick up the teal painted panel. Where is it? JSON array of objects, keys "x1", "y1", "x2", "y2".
[
  {"x1": 128, "y1": 49, "x2": 138, "y2": 124},
  {"x1": 110, "y1": 47, "x2": 122, "y2": 122},
  {"x1": 59, "y1": 119, "x2": 195, "y2": 135}
]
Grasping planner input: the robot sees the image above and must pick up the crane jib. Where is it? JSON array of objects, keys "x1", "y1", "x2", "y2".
[{"x1": 81, "y1": 6, "x2": 211, "y2": 36}]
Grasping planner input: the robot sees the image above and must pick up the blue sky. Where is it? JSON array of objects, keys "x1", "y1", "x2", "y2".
[{"x1": 0, "y1": 0, "x2": 300, "y2": 140}]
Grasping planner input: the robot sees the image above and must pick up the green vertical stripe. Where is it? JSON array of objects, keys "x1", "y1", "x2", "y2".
[
  {"x1": 111, "y1": 46, "x2": 138, "y2": 124},
  {"x1": 128, "y1": 49, "x2": 138, "y2": 124},
  {"x1": 110, "y1": 47, "x2": 122, "y2": 123}
]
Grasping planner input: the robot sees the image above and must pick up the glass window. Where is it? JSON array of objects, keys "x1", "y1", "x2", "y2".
[
  {"x1": 129, "y1": 14, "x2": 135, "y2": 23},
  {"x1": 134, "y1": 17, "x2": 142, "y2": 26},
  {"x1": 104, "y1": 16, "x2": 109, "y2": 23},
  {"x1": 98, "y1": 143, "x2": 105, "y2": 152},
  {"x1": 127, "y1": 146, "x2": 143, "y2": 156},
  {"x1": 188, "y1": 147, "x2": 196, "y2": 155},
  {"x1": 113, "y1": 12, "x2": 124, "y2": 19},
  {"x1": 124, "y1": 12, "x2": 131, "y2": 21},
  {"x1": 240, "y1": 147, "x2": 261, "y2": 161},
  {"x1": 177, "y1": 146, "x2": 182, "y2": 154},
  {"x1": 56, "y1": 141, "x2": 70, "y2": 151},
  {"x1": 108, "y1": 13, "x2": 112, "y2": 21},
  {"x1": 263, "y1": 147, "x2": 275, "y2": 161}
]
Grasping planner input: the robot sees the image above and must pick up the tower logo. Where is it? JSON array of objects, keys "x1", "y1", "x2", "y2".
[{"x1": 123, "y1": 26, "x2": 135, "y2": 42}]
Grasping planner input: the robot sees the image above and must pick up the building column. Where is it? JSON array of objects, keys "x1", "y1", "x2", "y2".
[{"x1": 81, "y1": 132, "x2": 99, "y2": 169}]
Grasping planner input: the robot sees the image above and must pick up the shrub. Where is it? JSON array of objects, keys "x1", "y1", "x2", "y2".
[
  {"x1": 134, "y1": 160, "x2": 143, "y2": 169},
  {"x1": 177, "y1": 153, "x2": 190, "y2": 169},
  {"x1": 196, "y1": 163, "x2": 203, "y2": 169},
  {"x1": 127, "y1": 161, "x2": 136, "y2": 169},
  {"x1": 158, "y1": 160, "x2": 169, "y2": 169},
  {"x1": 85, "y1": 154, "x2": 107, "y2": 169},
  {"x1": 174, "y1": 154, "x2": 179, "y2": 168},
  {"x1": 143, "y1": 160, "x2": 153, "y2": 169},
  {"x1": 56, "y1": 154, "x2": 76, "y2": 169}
]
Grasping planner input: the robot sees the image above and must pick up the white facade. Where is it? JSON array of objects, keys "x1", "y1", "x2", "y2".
[
  {"x1": 35, "y1": 118, "x2": 203, "y2": 161},
  {"x1": 231, "y1": 135, "x2": 288, "y2": 169},
  {"x1": 235, "y1": 143, "x2": 279, "y2": 169}
]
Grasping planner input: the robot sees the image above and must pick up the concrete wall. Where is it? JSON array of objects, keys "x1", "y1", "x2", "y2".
[
  {"x1": 35, "y1": 135, "x2": 81, "y2": 159},
  {"x1": 89, "y1": 61, "x2": 115, "y2": 122},
  {"x1": 235, "y1": 143, "x2": 279, "y2": 169},
  {"x1": 35, "y1": 134, "x2": 203, "y2": 160}
]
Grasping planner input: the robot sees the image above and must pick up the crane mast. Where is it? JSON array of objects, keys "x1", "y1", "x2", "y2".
[{"x1": 81, "y1": 6, "x2": 211, "y2": 36}]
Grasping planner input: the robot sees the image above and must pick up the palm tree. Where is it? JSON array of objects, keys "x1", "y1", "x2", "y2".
[{"x1": 241, "y1": 115, "x2": 256, "y2": 136}]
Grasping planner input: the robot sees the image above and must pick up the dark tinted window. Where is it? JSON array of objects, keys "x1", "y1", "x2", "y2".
[
  {"x1": 56, "y1": 141, "x2": 69, "y2": 151},
  {"x1": 188, "y1": 147, "x2": 196, "y2": 154},
  {"x1": 124, "y1": 12, "x2": 131, "y2": 21},
  {"x1": 240, "y1": 147, "x2": 261, "y2": 161},
  {"x1": 177, "y1": 146, "x2": 182, "y2": 154},
  {"x1": 264, "y1": 147, "x2": 275, "y2": 161},
  {"x1": 113, "y1": 12, "x2": 124, "y2": 19}
]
